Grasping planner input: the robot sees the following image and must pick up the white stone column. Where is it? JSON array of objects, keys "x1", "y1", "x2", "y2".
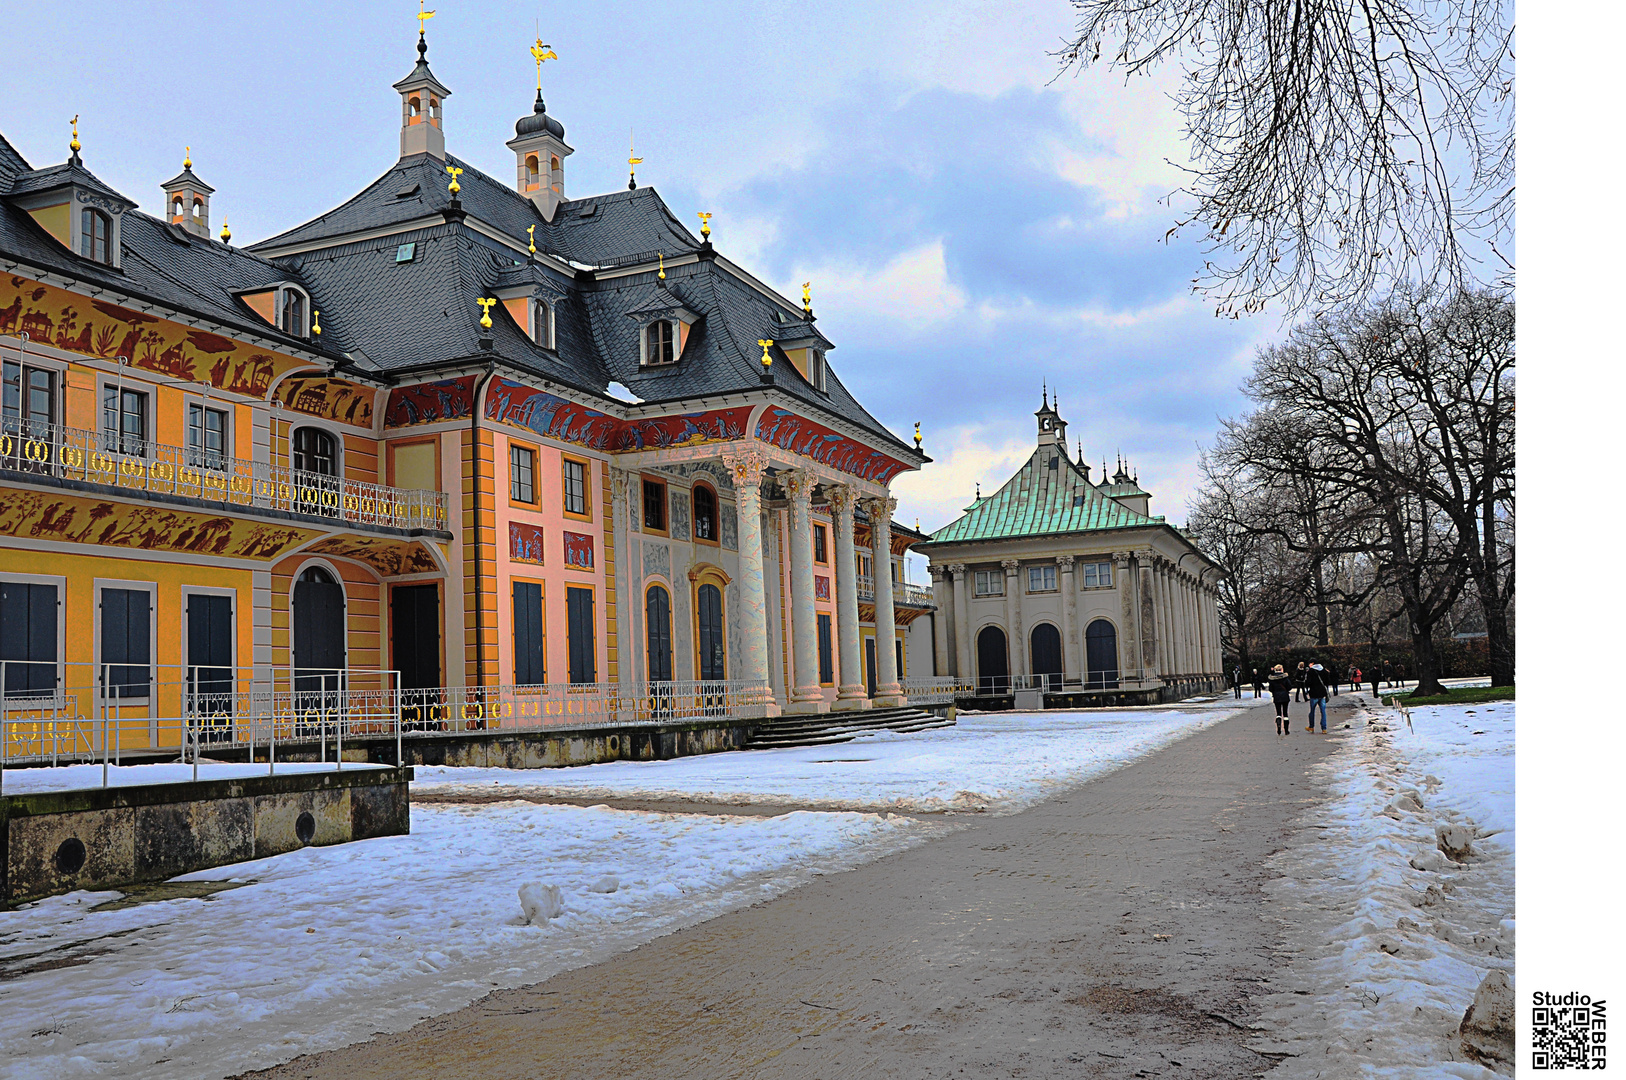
[
  {"x1": 827, "y1": 485, "x2": 868, "y2": 711},
  {"x1": 1114, "y1": 552, "x2": 1138, "y2": 683},
  {"x1": 1138, "y1": 552, "x2": 1160, "y2": 681},
  {"x1": 866, "y1": 496, "x2": 906, "y2": 706},
  {"x1": 610, "y1": 469, "x2": 635, "y2": 710},
  {"x1": 1001, "y1": 559, "x2": 1025, "y2": 680},
  {"x1": 950, "y1": 563, "x2": 971, "y2": 679},
  {"x1": 1057, "y1": 554, "x2": 1077, "y2": 685},
  {"x1": 928, "y1": 563, "x2": 950, "y2": 680},
  {"x1": 720, "y1": 447, "x2": 774, "y2": 714},
  {"x1": 782, "y1": 470, "x2": 829, "y2": 713}
]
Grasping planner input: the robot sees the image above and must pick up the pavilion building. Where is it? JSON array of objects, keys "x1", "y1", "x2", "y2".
[{"x1": 916, "y1": 396, "x2": 1224, "y2": 706}]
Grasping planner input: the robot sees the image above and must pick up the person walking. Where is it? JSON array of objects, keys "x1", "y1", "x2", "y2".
[
  {"x1": 1293, "y1": 661, "x2": 1307, "y2": 702},
  {"x1": 1369, "y1": 666, "x2": 1380, "y2": 700},
  {"x1": 1268, "y1": 664, "x2": 1293, "y2": 734},
  {"x1": 1304, "y1": 660, "x2": 1331, "y2": 732},
  {"x1": 1252, "y1": 668, "x2": 1263, "y2": 698},
  {"x1": 1232, "y1": 664, "x2": 1243, "y2": 699},
  {"x1": 1329, "y1": 666, "x2": 1340, "y2": 698}
]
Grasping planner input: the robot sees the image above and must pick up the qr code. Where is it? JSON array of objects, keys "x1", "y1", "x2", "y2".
[{"x1": 1533, "y1": 993, "x2": 1606, "y2": 1070}]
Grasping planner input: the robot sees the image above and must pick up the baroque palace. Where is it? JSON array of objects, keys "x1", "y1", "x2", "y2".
[{"x1": 0, "y1": 28, "x2": 937, "y2": 752}]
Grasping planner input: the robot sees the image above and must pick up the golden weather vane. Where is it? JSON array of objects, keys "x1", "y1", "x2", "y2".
[
  {"x1": 417, "y1": 0, "x2": 435, "y2": 34},
  {"x1": 628, "y1": 129, "x2": 643, "y2": 188},
  {"x1": 477, "y1": 297, "x2": 497, "y2": 329},
  {"x1": 446, "y1": 164, "x2": 462, "y2": 194},
  {"x1": 696, "y1": 212, "x2": 712, "y2": 240},
  {"x1": 757, "y1": 339, "x2": 775, "y2": 368},
  {"x1": 802, "y1": 281, "x2": 812, "y2": 315},
  {"x1": 914, "y1": 421, "x2": 922, "y2": 449},
  {"x1": 531, "y1": 36, "x2": 558, "y2": 89}
]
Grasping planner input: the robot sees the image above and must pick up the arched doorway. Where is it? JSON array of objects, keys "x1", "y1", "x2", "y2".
[
  {"x1": 293, "y1": 566, "x2": 345, "y2": 691},
  {"x1": 646, "y1": 585, "x2": 673, "y2": 683},
  {"x1": 1085, "y1": 619, "x2": 1120, "y2": 689},
  {"x1": 976, "y1": 625, "x2": 1009, "y2": 695},
  {"x1": 696, "y1": 583, "x2": 726, "y2": 682},
  {"x1": 1030, "y1": 623, "x2": 1063, "y2": 691}
]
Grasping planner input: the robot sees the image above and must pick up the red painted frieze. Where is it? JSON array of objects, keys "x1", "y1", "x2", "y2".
[
  {"x1": 755, "y1": 408, "x2": 910, "y2": 483},
  {"x1": 384, "y1": 376, "x2": 476, "y2": 428}
]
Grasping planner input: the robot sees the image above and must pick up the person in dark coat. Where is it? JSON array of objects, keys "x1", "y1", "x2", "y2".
[
  {"x1": 1232, "y1": 664, "x2": 1244, "y2": 699},
  {"x1": 1304, "y1": 661, "x2": 1331, "y2": 731},
  {"x1": 1369, "y1": 666, "x2": 1381, "y2": 699},
  {"x1": 1267, "y1": 664, "x2": 1293, "y2": 734},
  {"x1": 1252, "y1": 667, "x2": 1264, "y2": 697},
  {"x1": 1293, "y1": 661, "x2": 1307, "y2": 702}
]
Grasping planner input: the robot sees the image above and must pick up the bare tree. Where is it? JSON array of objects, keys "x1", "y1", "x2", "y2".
[{"x1": 1057, "y1": 0, "x2": 1515, "y2": 316}]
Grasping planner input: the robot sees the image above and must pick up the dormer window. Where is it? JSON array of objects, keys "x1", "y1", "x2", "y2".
[
  {"x1": 81, "y1": 209, "x2": 112, "y2": 264},
  {"x1": 809, "y1": 348, "x2": 827, "y2": 391},
  {"x1": 533, "y1": 299, "x2": 554, "y2": 349},
  {"x1": 279, "y1": 287, "x2": 308, "y2": 337},
  {"x1": 644, "y1": 320, "x2": 675, "y2": 366}
]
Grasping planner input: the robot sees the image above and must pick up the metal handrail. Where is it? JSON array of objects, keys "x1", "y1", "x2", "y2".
[
  {"x1": 0, "y1": 416, "x2": 448, "y2": 531},
  {"x1": 854, "y1": 575, "x2": 935, "y2": 608}
]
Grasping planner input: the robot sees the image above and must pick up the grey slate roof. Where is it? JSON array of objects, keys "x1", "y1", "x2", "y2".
[
  {"x1": 7, "y1": 159, "x2": 136, "y2": 207},
  {"x1": 922, "y1": 445, "x2": 1156, "y2": 547}
]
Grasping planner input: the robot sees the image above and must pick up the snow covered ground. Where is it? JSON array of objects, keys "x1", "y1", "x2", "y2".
[
  {"x1": 0, "y1": 761, "x2": 382, "y2": 796},
  {"x1": 414, "y1": 704, "x2": 1244, "y2": 814},
  {"x1": 0, "y1": 704, "x2": 1243, "y2": 1079},
  {"x1": 1258, "y1": 697, "x2": 1515, "y2": 1076}
]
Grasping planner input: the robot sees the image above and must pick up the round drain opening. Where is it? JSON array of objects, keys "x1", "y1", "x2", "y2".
[
  {"x1": 54, "y1": 837, "x2": 87, "y2": 876},
  {"x1": 608, "y1": 735, "x2": 619, "y2": 753},
  {"x1": 295, "y1": 811, "x2": 317, "y2": 844}
]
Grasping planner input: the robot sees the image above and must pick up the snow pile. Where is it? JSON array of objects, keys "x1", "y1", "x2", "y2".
[
  {"x1": 414, "y1": 706, "x2": 1244, "y2": 814},
  {"x1": 0, "y1": 760, "x2": 384, "y2": 795},
  {"x1": 517, "y1": 882, "x2": 564, "y2": 924},
  {"x1": 0, "y1": 802, "x2": 925, "y2": 1080},
  {"x1": 1258, "y1": 699, "x2": 1515, "y2": 1077}
]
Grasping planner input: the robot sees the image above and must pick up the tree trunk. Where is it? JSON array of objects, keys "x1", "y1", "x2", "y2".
[
  {"x1": 1409, "y1": 624, "x2": 1447, "y2": 697},
  {"x1": 1482, "y1": 600, "x2": 1514, "y2": 687}
]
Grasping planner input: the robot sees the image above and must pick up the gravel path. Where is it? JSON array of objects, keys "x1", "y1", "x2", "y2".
[{"x1": 246, "y1": 699, "x2": 1355, "y2": 1080}]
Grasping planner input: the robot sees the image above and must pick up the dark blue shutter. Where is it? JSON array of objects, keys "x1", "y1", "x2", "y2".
[
  {"x1": 566, "y1": 587, "x2": 595, "y2": 684},
  {"x1": 817, "y1": 613, "x2": 833, "y2": 684},
  {"x1": 513, "y1": 582, "x2": 544, "y2": 685}
]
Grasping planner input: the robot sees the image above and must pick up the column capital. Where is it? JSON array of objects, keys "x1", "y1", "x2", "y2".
[
  {"x1": 1111, "y1": 551, "x2": 1133, "y2": 568},
  {"x1": 861, "y1": 494, "x2": 899, "y2": 520},
  {"x1": 947, "y1": 562, "x2": 968, "y2": 575},
  {"x1": 928, "y1": 563, "x2": 948, "y2": 581},
  {"x1": 823, "y1": 483, "x2": 856, "y2": 514},
  {"x1": 1000, "y1": 559, "x2": 1021, "y2": 575},
  {"x1": 1056, "y1": 554, "x2": 1076, "y2": 569},
  {"x1": 781, "y1": 467, "x2": 816, "y2": 502},
  {"x1": 720, "y1": 446, "x2": 769, "y2": 488}
]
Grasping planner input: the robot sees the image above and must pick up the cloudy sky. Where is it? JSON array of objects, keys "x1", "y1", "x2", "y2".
[{"x1": 7, "y1": 0, "x2": 1277, "y2": 536}]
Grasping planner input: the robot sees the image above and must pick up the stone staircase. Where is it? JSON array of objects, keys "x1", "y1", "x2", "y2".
[{"x1": 745, "y1": 705, "x2": 954, "y2": 750}]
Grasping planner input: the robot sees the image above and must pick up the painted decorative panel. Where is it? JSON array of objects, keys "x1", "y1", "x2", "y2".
[
  {"x1": 720, "y1": 503, "x2": 737, "y2": 551},
  {"x1": 755, "y1": 408, "x2": 910, "y2": 483},
  {"x1": 510, "y1": 521, "x2": 546, "y2": 565},
  {"x1": 563, "y1": 531, "x2": 594, "y2": 570},
  {"x1": 384, "y1": 377, "x2": 477, "y2": 428},
  {"x1": 274, "y1": 377, "x2": 377, "y2": 427},
  {"x1": 303, "y1": 535, "x2": 440, "y2": 576},
  {"x1": 669, "y1": 490, "x2": 690, "y2": 538},
  {"x1": 0, "y1": 490, "x2": 318, "y2": 559},
  {"x1": 485, "y1": 378, "x2": 619, "y2": 450},
  {"x1": 617, "y1": 408, "x2": 753, "y2": 451},
  {"x1": 0, "y1": 278, "x2": 314, "y2": 395},
  {"x1": 642, "y1": 540, "x2": 671, "y2": 580},
  {"x1": 815, "y1": 575, "x2": 831, "y2": 601}
]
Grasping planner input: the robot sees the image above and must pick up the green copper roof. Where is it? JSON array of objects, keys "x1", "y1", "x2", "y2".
[{"x1": 923, "y1": 444, "x2": 1155, "y2": 545}]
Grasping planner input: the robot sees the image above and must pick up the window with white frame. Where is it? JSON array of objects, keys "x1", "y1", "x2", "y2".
[
  {"x1": 533, "y1": 299, "x2": 554, "y2": 349},
  {"x1": 974, "y1": 570, "x2": 1004, "y2": 597},
  {"x1": 1081, "y1": 561, "x2": 1114, "y2": 588},
  {"x1": 1027, "y1": 565, "x2": 1057, "y2": 593},
  {"x1": 187, "y1": 403, "x2": 229, "y2": 470},
  {"x1": 643, "y1": 320, "x2": 675, "y2": 366}
]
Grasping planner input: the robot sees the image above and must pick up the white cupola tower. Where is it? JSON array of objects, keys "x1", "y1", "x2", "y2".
[
  {"x1": 159, "y1": 149, "x2": 214, "y2": 238},
  {"x1": 394, "y1": 31, "x2": 451, "y2": 161}
]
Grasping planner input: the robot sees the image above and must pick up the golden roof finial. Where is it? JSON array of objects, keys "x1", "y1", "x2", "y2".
[
  {"x1": 446, "y1": 164, "x2": 463, "y2": 195},
  {"x1": 697, "y1": 212, "x2": 712, "y2": 240},
  {"x1": 417, "y1": 1, "x2": 435, "y2": 34},
  {"x1": 477, "y1": 297, "x2": 497, "y2": 330},
  {"x1": 183, "y1": 146, "x2": 193, "y2": 170},
  {"x1": 914, "y1": 421, "x2": 922, "y2": 449},
  {"x1": 530, "y1": 36, "x2": 558, "y2": 90},
  {"x1": 69, "y1": 115, "x2": 80, "y2": 155},
  {"x1": 757, "y1": 338, "x2": 775, "y2": 368},
  {"x1": 526, "y1": 224, "x2": 537, "y2": 256},
  {"x1": 219, "y1": 216, "x2": 231, "y2": 244},
  {"x1": 311, "y1": 309, "x2": 323, "y2": 336},
  {"x1": 802, "y1": 281, "x2": 812, "y2": 315},
  {"x1": 657, "y1": 252, "x2": 666, "y2": 280},
  {"x1": 627, "y1": 129, "x2": 643, "y2": 189}
]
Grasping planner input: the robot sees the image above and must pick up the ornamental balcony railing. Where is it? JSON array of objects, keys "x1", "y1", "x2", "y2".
[
  {"x1": 854, "y1": 575, "x2": 936, "y2": 608},
  {"x1": 0, "y1": 417, "x2": 448, "y2": 532},
  {"x1": 899, "y1": 675, "x2": 972, "y2": 705}
]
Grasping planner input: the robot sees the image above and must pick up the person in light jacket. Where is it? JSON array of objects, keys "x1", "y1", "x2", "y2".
[
  {"x1": 1304, "y1": 661, "x2": 1331, "y2": 732},
  {"x1": 1267, "y1": 664, "x2": 1293, "y2": 734}
]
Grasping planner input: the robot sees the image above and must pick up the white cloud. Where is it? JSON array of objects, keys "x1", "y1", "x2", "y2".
[
  {"x1": 889, "y1": 423, "x2": 1036, "y2": 533},
  {"x1": 792, "y1": 241, "x2": 968, "y2": 331}
]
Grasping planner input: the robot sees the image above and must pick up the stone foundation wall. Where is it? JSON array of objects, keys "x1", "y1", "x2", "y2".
[{"x1": 1, "y1": 767, "x2": 411, "y2": 906}]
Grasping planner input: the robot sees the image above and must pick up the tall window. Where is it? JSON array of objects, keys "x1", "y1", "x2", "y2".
[
  {"x1": 513, "y1": 581, "x2": 545, "y2": 685},
  {"x1": 100, "y1": 587, "x2": 151, "y2": 698},
  {"x1": 817, "y1": 613, "x2": 833, "y2": 684},
  {"x1": 533, "y1": 300, "x2": 553, "y2": 348},
  {"x1": 510, "y1": 445, "x2": 536, "y2": 504},
  {"x1": 81, "y1": 209, "x2": 112, "y2": 264},
  {"x1": 642, "y1": 478, "x2": 667, "y2": 531},
  {"x1": 566, "y1": 586, "x2": 595, "y2": 684},
  {"x1": 974, "y1": 570, "x2": 1004, "y2": 597},
  {"x1": 1027, "y1": 565, "x2": 1057, "y2": 593},
  {"x1": 645, "y1": 585, "x2": 673, "y2": 683},
  {"x1": 814, "y1": 524, "x2": 828, "y2": 564},
  {"x1": 187, "y1": 403, "x2": 228, "y2": 470},
  {"x1": 1081, "y1": 561, "x2": 1114, "y2": 588},
  {"x1": 644, "y1": 320, "x2": 675, "y2": 366},
  {"x1": 102, "y1": 386, "x2": 148, "y2": 457},
  {"x1": 2, "y1": 361, "x2": 55, "y2": 437},
  {"x1": 562, "y1": 458, "x2": 587, "y2": 516},
  {"x1": 692, "y1": 484, "x2": 717, "y2": 541},
  {"x1": 0, "y1": 581, "x2": 58, "y2": 695},
  {"x1": 809, "y1": 348, "x2": 826, "y2": 391},
  {"x1": 292, "y1": 427, "x2": 337, "y2": 476},
  {"x1": 280, "y1": 289, "x2": 306, "y2": 336}
]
